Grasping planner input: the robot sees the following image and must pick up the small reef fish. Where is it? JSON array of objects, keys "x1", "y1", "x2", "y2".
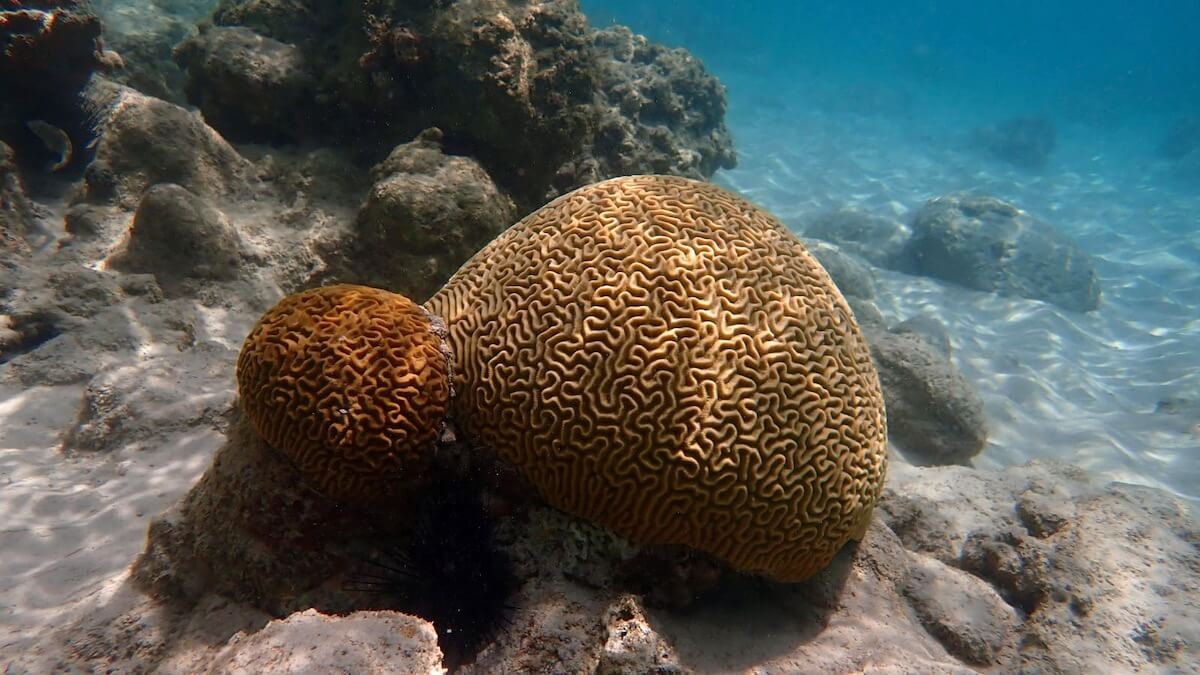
[{"x1": 25, "y1": 120, "x2": 73, "y2": 172}]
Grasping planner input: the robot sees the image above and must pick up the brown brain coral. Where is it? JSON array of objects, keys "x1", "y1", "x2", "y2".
[
  {"x1": 426, "y1": 175, "x2": 888, "y2": 582},
  {"x1": 236, "y1": 284, "x2": 451, "y2": 501}
]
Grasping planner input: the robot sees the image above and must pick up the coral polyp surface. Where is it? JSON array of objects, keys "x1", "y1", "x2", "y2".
[
  {"x1": 236, "y1": 284, "x2": 450, "y2": 501},
  {"x1": 426, "y1": 175, "x2": 888, "y2": 582}
]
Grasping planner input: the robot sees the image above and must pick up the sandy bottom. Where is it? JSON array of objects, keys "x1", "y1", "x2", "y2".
[
  {"x1": 0, "y1": 266, "x2": 254, "y2": 652},
  {"x1": 720, "y1": 73, "x2": 1200, "y2": 503}
]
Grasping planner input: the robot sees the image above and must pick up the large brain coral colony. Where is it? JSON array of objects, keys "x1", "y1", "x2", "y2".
[{"x1": 426, "y1": 174, "x2": 889, "y2": 582}]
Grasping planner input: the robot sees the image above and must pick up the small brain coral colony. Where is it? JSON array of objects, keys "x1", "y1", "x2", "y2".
[
  {"x1": 236, "y1": 284, "x2": 451, "y2": 501},
  {"x1": 426, "y1": 174, "x2": 889, "y2": 582}
]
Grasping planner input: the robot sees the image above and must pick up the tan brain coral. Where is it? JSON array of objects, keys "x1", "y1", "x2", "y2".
[
  {"x1": 236, "y1": 284, "x2": 451, "y2": 501},
  {"x1": 426, "y1": 174, "x2": 888, "y2": 582}
]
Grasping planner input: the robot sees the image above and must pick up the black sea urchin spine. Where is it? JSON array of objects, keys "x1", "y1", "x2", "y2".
[{"x1": 347, "y1": 468, "x2": 515, "y2": 669}]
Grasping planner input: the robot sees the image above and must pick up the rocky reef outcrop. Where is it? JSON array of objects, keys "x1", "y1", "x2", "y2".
[
  {"x1": 7, "y1": 3, "x2": 1194, "y2": 674},
  {"x1": 15, "y1": 455, "x2": 1197, "y2": 673},
  {"x1": 1, "y1": 0, "x2": 124, "y2": 171},
  {"x1": 555, "y1": 25, "x2": 737, "y2": 192},
  {"x1": 174, "y1": 0, "x2": 736, "y2": 209}
]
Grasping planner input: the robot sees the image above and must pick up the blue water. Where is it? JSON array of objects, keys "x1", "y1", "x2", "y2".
[
  {"x1": 583, "y1": 1, "x2": 1200, "y2": 126},
  {"x1": 586, "y1": 0, "x2": 1200, "y2": 501}
]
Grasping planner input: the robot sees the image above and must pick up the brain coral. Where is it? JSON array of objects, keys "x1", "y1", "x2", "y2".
[
  {"x1": 237, "y1": 284, "x2": 451, "y2": 501},
  {"x1": 425, "y1": 175, "x2": 888, "y2": 581}
]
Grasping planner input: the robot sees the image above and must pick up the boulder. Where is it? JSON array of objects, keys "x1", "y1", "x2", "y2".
[
  {"x1": 83, "y1": 85, "x2": 251, "y2": 207},
  {"x1": 207, "y1": 609, "x2": 444, "y2": 674},
  {"x1": 104, "y1": 14, "x2": 191, "y2": 103},
  {"x1": 173, "y1": 25, "x2": 311, "y2": 142},
  {"x1": 891, "y1": 313, "x2": 953, "y2": 358},
  {"x1": 806, "y1": 239, "x2": 876, "y2": 300},
  {"x1": 132, "y1": 413, "x2": 390, "y2": 613},
  {"x1": 1159, "y1": 115, "x2": 1200, "y2": 161},
  {"x1": 107, "y1": 183, "x2": 243, "y2": 292},
  {"x1": 901, "y1": 193, "x2": 1101, "y2": 312},
  {"x1": 970, "y1": 116, "x2": 1056, "y2": 169},
  {"x1": 867, "y1": 327, "x2": 988, "y2": 465},
  {"x1": 345, "y1": 128, "x2": 517, "y2": 302},
  {"x1": 805, "y1": 207, "x2": 910, "y2": 269}
]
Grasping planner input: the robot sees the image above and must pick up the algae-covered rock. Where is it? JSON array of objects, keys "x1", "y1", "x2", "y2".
[
  {"x1": 346, "y1": 128, "x2": 517, "y2": 301},
  {"x1": 970, "y1": 116, "x2": 1057, "y2": 169},
  {"x1": 84, "y1": 86, "x2": 251, "y2": 207},
  {"x1": 901, "y1": 193, "x2": 1101, "y2": 312},
  {"x1": 178, "y1": 0, "x2": 735, "y2": 208},
  {"x1": 108, "y1": 183, "x2": 244, "y2": 290},
  {"x1": 173, "y1": 25, "x2": 311, "y2": 142},
  {"x1": 209, "y1": 609, "x2": 444, "y2": 674},
  {"x1": 867, "y1": 327, "x2": 989, "y2": 466},
  {"x1": 1, "y1": 140, "x2": 39, "y2": 254}
]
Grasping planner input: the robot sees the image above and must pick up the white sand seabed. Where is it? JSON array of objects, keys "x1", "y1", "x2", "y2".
[
  {"x1": 1, "y1": 76, "x2": 1198, "y2": 660},
  {"x1": 0, "y1": 287, "x2": 251, "y2": 654}
]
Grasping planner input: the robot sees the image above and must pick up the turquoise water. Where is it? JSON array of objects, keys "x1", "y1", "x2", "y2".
[{"x1": 584, "y1": 1, "x2": 1200, "y2": 127}]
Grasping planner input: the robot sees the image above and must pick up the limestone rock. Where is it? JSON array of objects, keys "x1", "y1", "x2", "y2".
[
  {"x1": 208, "y1": 609, "x2": 444, "y2": 674},
  {"x1": 173, "y1": 25, "x2": 311, "y2": 142},
  {"x1": 891, "y1": 313, "x2": 954, "y2": 358},
  {"x1": 1, "y1": 0, "x2": 119, "y2": 171},
  {"x1": 0, "y1": 140, "x2": 40, "y2": 254},
  {"x1": 881, "y1": 460, "x2": 1200, "y2": 673},
  {"x1": 902, "y1": 555, "x2": 1022, "y2": 666},
  {"x1": 1160, "y1": 115, "x2": 1200, "y2": 161},
  {"x1": 597, "y1": 595, "x2": 685, "y2": 673},
  {"x1": 868, "y1": 327, "x2": 989, "y2": 465},
  {"x1": 107, "y1": 25, "x2": 189, "y2": 103},
  {"x1": 807, "y1": 239, "x2": 876, "y2": 300},
  {"x1": 83, "y1": 87, "x2": 251, "y2": 207},
  {"x1": 132, "y1": 414, "x2": 381, "y2": 613},
  {"x1": 805, "y1": 207, "x2": 911, "y2": 268},
  {"x1": 108, "y1": 183, "x2": 244, "y2": 290},
  {"x1": 970, "y1": 116, "x2": 1056, "y2": 169},
  {"x1": 901, "y1": 193, "x2": 1101, "y2": 312},
  {"x1": 345, "y1": 128, "x2": 517, "y2": 301},
  {"x1": 181, "y1": 1, "x2": 734, "y2": 209},
  {"x1": 553, "y1": 25, "x2": 737, "y2": 196}
]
